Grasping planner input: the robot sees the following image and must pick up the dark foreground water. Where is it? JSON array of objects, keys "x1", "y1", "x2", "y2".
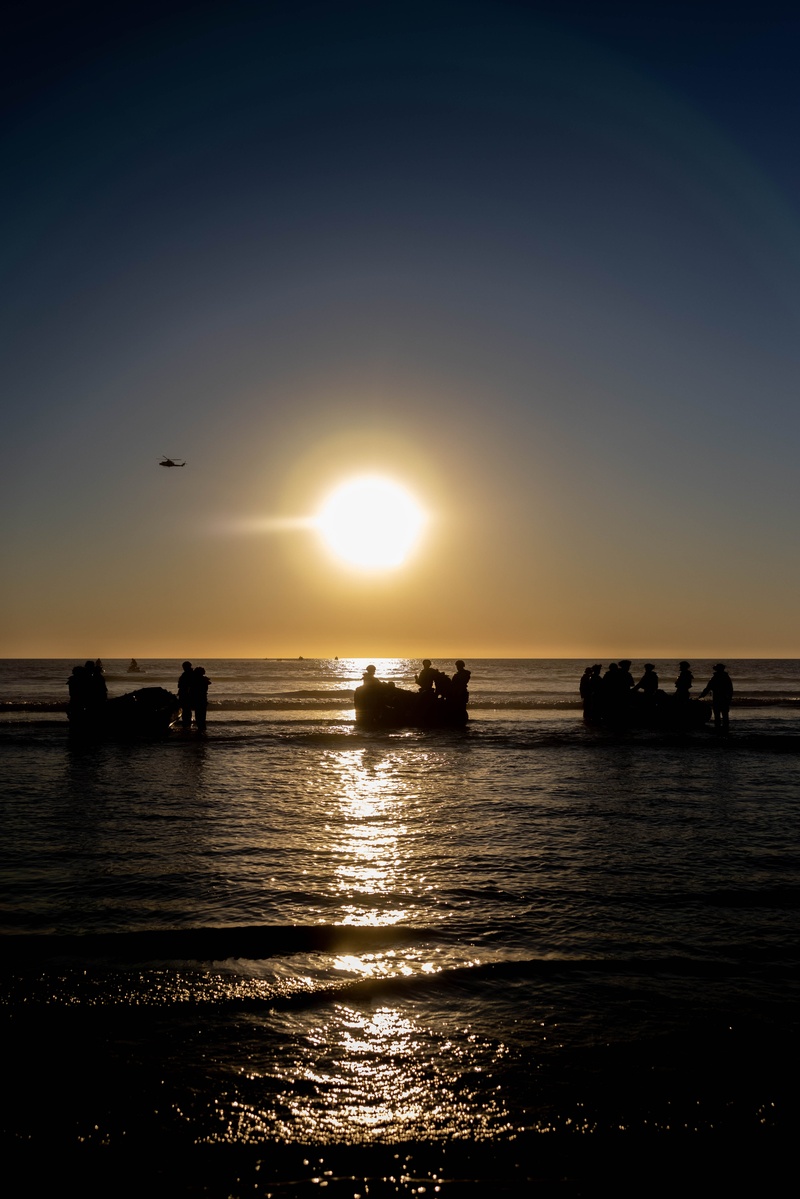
[{"x1": 1, "y1": 659, "x2": 799, "y2": 1194}]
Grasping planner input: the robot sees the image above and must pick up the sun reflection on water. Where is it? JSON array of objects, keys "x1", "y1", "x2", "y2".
[
  {"x1": 191, "y1": 742, "x2": 517, "y2": 1145},
  {"x1": 325, "y1": 748, "x2": 418, "y2": 926},
  {"x1": 192, "y1": 744, "x2": 515, "y2": 1145},
  {"x1": 200, "y1": 1002, "x2": 513, "y2": 1145}
]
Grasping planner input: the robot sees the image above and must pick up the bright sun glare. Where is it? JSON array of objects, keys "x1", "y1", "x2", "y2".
[{"x1": 316, "y1": 476, "x2": 426, "y2": 569}]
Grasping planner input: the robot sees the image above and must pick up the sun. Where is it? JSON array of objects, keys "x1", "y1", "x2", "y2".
[{"x1": 315, "y1": 476, "x2": 426, "y2": 569}]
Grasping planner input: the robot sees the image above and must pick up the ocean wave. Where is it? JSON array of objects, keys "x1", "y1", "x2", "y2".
[
  {"x1": 0, "y1": 701, "x2": 69, "y2": 712},
  {"x1": 0, "y1": 697, "x2": 356, "y2": 714},
  {"x1": 5, "y1": 720, "x2": 800, "y2": 757},
  {"x1": 222, "y1": 693, "x2": 800, "y2": 712},
  {"x1": 211, "y1": 697, "x2": 355, "y2": 710},
  {"x1": 470, "y1": 699, "x2": 582, "y2": 709},
  {"x1": 0, "y1": 923, "x2": 432, "y2": 963},
  {"x1": 3, "y1": 693, "x2": 800, "y2": 715},
  {"x1": 8, "y1": 947, "x2": 796, "y2": 1017},
  {"x1": 260, "y1": 954, "x2": 800, "y2": 1010},
  {"x1": 8, "y1": 913, "x2": 799, "y2": 970},
  {"x1": 280, "y1": 688, "x2": 355, "y2": 698}
]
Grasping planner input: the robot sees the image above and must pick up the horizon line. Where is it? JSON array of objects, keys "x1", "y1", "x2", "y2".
[{"x1": 3, "y1": 654, "x2": 799, "y2": 662}]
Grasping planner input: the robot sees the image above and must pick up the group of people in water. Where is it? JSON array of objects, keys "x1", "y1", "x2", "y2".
[
  {"x1": 66, "y1": 656, "x2": 735, "y2": 734},
  {"x1": 66, "y1": 658, "x2": 212, "y2": 733},
  {"x1": 361, "y1": 659, "x2": 471, "y2": 706},
  {"x1": 177, "y1": 662, "x2": 211, "y2": 733},
  {"x1": 67, "y1": 659, "x2": 108, "y2": 713},
  {"x1": 580, "y1": 660, "x2": 734, "y2": 730}
]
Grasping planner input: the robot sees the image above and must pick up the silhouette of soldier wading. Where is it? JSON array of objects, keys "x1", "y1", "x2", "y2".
[
  {"x1": 415, "y1": 660, "x2": 435, "y2": 691},
  {"x1": 675, "y1": 661, "x2": 693, "y2": 702},
  {"x1": 178, "y1": 661, "x2": 194, "y2": 729},
  {"x1": 700, "y1": 664, "x2": 733, "y2": 732},
  {"x1": 191, "y1": 666, "x2": 210, "y2": 734},
  {"x1": 66, "y1": 659, "x2": 107, "y2": 724},
  {"x1": 450, "y1": 660, "x2": 471, "y2": 706}
]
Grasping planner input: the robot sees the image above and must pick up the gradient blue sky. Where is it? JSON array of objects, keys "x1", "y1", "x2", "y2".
[{"x1": 2, "y1": 1, "x2": 799, "y2": 657}]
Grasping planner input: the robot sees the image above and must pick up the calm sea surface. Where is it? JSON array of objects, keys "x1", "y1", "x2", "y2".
[{"x1": 2, "y1": 658, "x2": 799, "y2": 1193}]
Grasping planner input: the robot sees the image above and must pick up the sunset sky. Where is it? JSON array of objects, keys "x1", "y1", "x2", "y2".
[{"x1": 2, "y1": 1, "x2": 800, "y2": 658}]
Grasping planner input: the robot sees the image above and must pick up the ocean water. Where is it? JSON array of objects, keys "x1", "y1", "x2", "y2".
[{"x1": 2, "y1": 658, "x2": 799, "y2": 1194}]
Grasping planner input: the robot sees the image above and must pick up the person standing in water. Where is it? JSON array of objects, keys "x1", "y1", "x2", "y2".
[
  {"x1": 67, "y1": 665, "x2": 89, "y2": 716},
  {"x1": 85, "y1": 660, "x2": 107, "y2": 707},
  {"x1": 191, "y1": 666, "x2": 210, "y2": 733},
  {"x1": 415, "y1": 660, "x2": 435, "y2": 691},
  {"x1": 700, "y1": 664, "x2": 733, "y2": 732},
  {"x1": 178, "y1": 661, "x2": 194, "y2": 729},
  {"x1": 674, "y1": 661, "x2": 693, "y2": 701},
  {"x1": 450, "y1": 660, "x2": 471, "y2": 706}
]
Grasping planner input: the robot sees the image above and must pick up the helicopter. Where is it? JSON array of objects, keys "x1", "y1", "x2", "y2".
[{"x1": 159, "y1": 456, "x2": 186, "y2": 468}]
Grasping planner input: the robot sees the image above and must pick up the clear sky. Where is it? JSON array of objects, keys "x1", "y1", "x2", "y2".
[{"x1": 2, "y1": 0, "x2": 800, "y2": 658}]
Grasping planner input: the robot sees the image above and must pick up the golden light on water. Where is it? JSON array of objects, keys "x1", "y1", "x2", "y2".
[
  {"x1": 332, "y1": 746, "x2": 412, "y2": 926},
  {"x1": 315, "y1": 476, "x2": 426, "y2": 570},
  {"x1": 156, "y1": 739, "x2": 516, "y2": 1147},
  {"x1": 210, "y1": 1002, "x2": 513, "y2": 1145}
]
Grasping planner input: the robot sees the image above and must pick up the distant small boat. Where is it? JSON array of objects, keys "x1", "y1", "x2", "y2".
[
  {"x1": 354, "y1": 684, "x2": 468, "y2": 729},
  {"x1": 67, "y1": 688, "x2": 179, "y2": 738},
  {"x1": 127, "y1": 659, "x2": 145, "y2": 673}
]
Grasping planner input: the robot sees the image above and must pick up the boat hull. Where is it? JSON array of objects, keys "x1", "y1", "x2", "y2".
[
  {"x1": 354, "y1": 684, "x2": 468, "y2": 729},
  {"x1": 67, "y1": 687, "x2": 180, "y2": 738},
  {"x1": 584, "y1": 693, "x2": 712, "y2": 730}
]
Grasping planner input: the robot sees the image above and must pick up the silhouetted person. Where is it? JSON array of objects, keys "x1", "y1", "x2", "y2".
[
  {"x1": 353, "y1": 665, "x2": 394, "y2": 717},
  {"x1": 191, "y1": 666, "x2": 210, "y2": 733},
  {"x1": 633, "y1": 664, "x2": 659, "y2": 696},
  {"x1": 601, "y1": 662, "x2": 628, "y2": 698},
  {"x1": 618, "y1": 660, "x2": 635, "y2": 690},
  {"x1": 85, "y1": 660, "x2": 107, "y2": 706},
  {"x1": 415, "y1": 660, "x2": 435, "y2": 691},
  {"x1": 128, "y1": 658, "x2": 141, "y2": 673},
  {"x1": 94, "y1": 660, "x2": 107, "y2": 703},
  {"x1": 67, "y1": 664, "x2": 85, "y2": 696},
  {"x1": 67, "y1": 665, "x2": 90, "y2": 715},
  {"x1": 700, "y1": 664, "x2": 733, "y2": 732},
  {"x1": 675, "y1": 661, "x2": 693, "y2": 701},
  {"x1": 178, "y1": 660, "x2": 194, "y2": 729},
  {"x1": 430, "y1": 669, "x2": 449, "y2": 699},
  {"x1": 451, "y1": 661, "x2": 471, "y2": 706},
  {"x1": 581, "y1": 665, "x2": 603, "y2": 721},
  {"x1": 600, "y1": 662, "x2": 630, "y2": 721}
]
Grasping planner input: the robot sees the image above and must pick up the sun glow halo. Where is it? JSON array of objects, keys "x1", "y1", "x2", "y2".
[{"x1": 316, "y1": 477, "x2": 426, "y2": 569}]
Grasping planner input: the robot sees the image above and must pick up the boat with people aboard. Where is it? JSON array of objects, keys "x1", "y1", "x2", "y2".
[
  {"x1": 354, "y1": 660, "x2": 471, "y2": 728},
  {"x1": 67, "y1": 685, "x2": 180, "y2": 738},
  {"x1": 65, "y1": 659, "x2": 213, "y2": 737},
  {"x1": 580, "y1": 659, "x2": 713, "y2": 729}
]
